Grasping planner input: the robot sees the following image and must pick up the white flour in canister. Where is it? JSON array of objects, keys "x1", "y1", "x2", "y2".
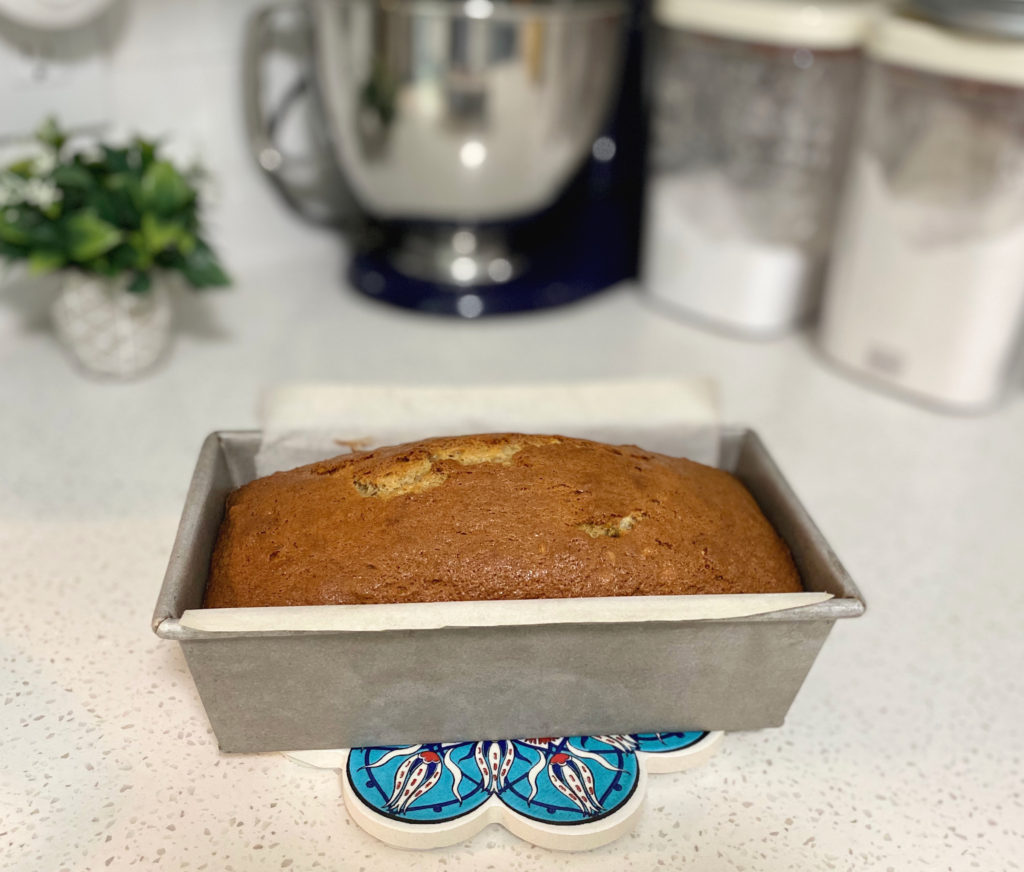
[
  {"x1": 821, "y1": 155, "x2": 1024, "y2": 409},
  {"x1": 643, "y1": 171, "x2": 820, "y2": 336}
]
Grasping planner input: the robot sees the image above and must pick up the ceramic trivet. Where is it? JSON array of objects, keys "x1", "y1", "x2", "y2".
[{"x1": 286, "y1": 731, "x2": 723, "y2": 850}]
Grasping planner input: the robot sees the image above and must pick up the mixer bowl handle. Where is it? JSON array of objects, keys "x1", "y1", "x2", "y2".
[{"x1": 243, "y1": 4, "x2": 356, "y2": 226}]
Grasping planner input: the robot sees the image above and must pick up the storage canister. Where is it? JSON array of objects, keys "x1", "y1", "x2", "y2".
[
  {"x1": 643, "y1": 0, "x2": 874, "y2": 336},
  {"x1": 819, "y1": 1, "x2": 1024, "y2": 411}
]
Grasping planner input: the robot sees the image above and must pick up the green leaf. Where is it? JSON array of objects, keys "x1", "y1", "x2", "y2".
[
  {"x1": 1, "y1": 208, "x2": 66, "y2": 250},
  {"x1": 0, "y1": 238, "x2": 24, "y2": 258},
  {"x1": 0, "y1": 213, "x2": 32, "y2": 246},
  {"x1": 126, "y1": 231, "x2": 154, "y2": 270},
  {"x1": 180, "y1": 241, "x2": 230, "y2": 289},
  {"x1": 134, "y1": 138, "x2": 158, "y2": 169},
  {"x1": 177, "y1": 232, "x2": 197, "y2": 256},
  {"x1": 140, "y1": 161, "x2": 194, "y2": 214},
  {"x1": 140, "y1": 212, "x2": 184, "y2": 254},
  {"x1": 93, "y1": 179, "x2": 140, "y2": 229},
  {"x1": 101, "y1": 146, "x2": 130, "y2": 173},
  {"x1": 67, "y1": 210, "x2": 122, "y2": 262},
  {"x1": 108, "y1": 243, "x2": 140, "y2": 272},
  {"x1": 26, "y1": 219, "x2": 63, "y2": 249},
  {"x1": 86, "y1": 255, "x2": 110, "y2": 274},
  {"x1": 127, "y1": 272, "x2": 151, "y2": 293},
  {"x1": 28, "y1": 249, "x2": 65, "y2": 274},
  {"x1": 53, "y1": 164, "x2": 94, "y2": 189},
  {"x1": 6, "y1": 159, "x2": 36, "y2": 179},
  {"x1": 36, "y1": 117, "x2": 66, "y2": 152}
]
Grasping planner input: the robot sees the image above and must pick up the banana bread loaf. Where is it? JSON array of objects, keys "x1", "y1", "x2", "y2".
[{"x1": 204, "y1": 433, "x2": 802, "y2": 608}]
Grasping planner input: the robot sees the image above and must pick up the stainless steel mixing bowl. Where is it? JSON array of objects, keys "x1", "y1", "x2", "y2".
[{"x1": 309, "y1": 0, "x2": 628, "y2": 223}]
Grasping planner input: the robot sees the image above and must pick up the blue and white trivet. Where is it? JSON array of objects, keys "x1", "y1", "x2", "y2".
[{"x1": 286, "y1": 731, "x2": 723, "y2": 850}]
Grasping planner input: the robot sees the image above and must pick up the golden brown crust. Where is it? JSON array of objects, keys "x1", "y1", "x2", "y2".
[{"x1": 204, "y1": 433, "x2": 802, "y2": 608}]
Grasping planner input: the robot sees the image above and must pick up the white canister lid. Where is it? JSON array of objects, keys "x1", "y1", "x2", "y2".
[
  {"x1": 867, "y1": 10, "x2": 1024, "y2": 88},
  {"x1": 0, "y1": 0, "x2": 115, "y2": 30},
  {"x1": 653, "y1": 0, "x2": 879, "y2": 49},
  {"x1": 911, "y1": 0, "x2": 1024, "y2": 39}
]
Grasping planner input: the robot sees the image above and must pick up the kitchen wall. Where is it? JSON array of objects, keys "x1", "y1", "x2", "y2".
[{"x1": 0, "y1": 0, "x2": 337, "y2": 275}]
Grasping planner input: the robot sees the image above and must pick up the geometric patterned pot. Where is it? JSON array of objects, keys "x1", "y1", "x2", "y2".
[{"x1": 51, "y1": 271, "x2": 172, "y2": 378}]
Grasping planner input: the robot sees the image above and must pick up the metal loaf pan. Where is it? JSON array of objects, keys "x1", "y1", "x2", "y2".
[{"x1": 153, "y1": 429, "x2": 864, "y2": 753}]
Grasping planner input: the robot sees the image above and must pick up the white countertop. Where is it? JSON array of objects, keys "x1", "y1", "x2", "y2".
[{"x1": 2, "y1": 249, "x2": 1023, "y2": 870}]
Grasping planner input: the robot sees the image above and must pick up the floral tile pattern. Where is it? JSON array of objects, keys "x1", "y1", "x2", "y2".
[{"x1": 332, "y1": 731, "x2": 723, "y2": 849}]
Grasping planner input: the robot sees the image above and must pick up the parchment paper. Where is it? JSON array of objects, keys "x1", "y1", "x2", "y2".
[
  {"x1": 255, "y1": 379, "x2": 721, "y2": 476},
  {"x1": 182, "y1": 592, "x2": 833, "y2": 633}
]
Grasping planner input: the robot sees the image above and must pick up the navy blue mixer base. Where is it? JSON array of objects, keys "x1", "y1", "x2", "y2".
[{"x1": 349, "y1": 234, "x2": 626, "y2": 318}]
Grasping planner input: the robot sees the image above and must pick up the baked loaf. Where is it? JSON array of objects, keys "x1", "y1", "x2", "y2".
[{"x1": 204, "y1": 433, "x2": 802, "y2": 608}]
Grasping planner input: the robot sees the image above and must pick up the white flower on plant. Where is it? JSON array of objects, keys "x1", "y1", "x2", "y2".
[
  {"x1": 1, "y1": 172, "x2": 25, "y2": 205},
  {"x1": 0, "y1": 141, "x2": 46, "y2": 169},
  {"x1": 23, "y1": 178, "x2": 61, "y2": 209},
  {"x1": 32, "y1": 150, "x2": 57, "y2": 176},
  {"x1": 0, "y1": 176, "x2": 61, "y2": 209},
  {"x1": 69, "y1": 137, "x2": 103, "y2": 164}
]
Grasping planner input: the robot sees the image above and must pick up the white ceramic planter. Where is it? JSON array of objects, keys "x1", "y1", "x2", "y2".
[{"x1": 51, "y1": 272, "x2": 173, "y2": 378}]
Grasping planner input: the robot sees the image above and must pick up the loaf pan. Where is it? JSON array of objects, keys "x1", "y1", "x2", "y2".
[{"x1": 152, "y1": 428, "x2": 864, "y2": 753}]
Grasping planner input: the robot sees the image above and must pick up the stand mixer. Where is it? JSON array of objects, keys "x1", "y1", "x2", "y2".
[{"x1": 246, "y1": 0, "x2": 645, "y2": 316}]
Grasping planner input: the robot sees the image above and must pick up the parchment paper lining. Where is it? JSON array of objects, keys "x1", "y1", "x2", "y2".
[
  {"x1": 182, "y1": 592, "x2": 833, "y2": 633},
  {"x1": 255, "y1": 380, "x2": 722, "y2": 475}
]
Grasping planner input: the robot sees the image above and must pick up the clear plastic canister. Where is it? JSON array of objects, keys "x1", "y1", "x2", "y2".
[
  {"x1": 643, "y1": 0, "x2": 873, "y2": 336},
  {"x1": 819, "y1": 6, "x2": 1024, "y2": 410}
]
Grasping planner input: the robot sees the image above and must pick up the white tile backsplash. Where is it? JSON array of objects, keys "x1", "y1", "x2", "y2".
[{"x1": 0, "y1": 0, "x2": 335, "y2": 273}]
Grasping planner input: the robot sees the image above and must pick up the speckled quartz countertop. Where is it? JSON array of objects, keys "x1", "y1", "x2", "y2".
[{"x1": 2, "y1": 248, "x2": 1023, "y2": 871}]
